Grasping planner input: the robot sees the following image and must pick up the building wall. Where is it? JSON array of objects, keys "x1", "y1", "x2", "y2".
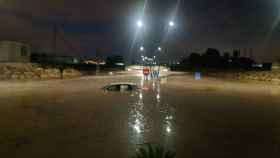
[{"x1": 0, "y1": 41, "x2": 31, "y2": 62}]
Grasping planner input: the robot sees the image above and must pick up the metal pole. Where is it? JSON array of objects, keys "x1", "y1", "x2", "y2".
[{"x1": 158, "y1": 53, "x2": 161, "y2": 78}]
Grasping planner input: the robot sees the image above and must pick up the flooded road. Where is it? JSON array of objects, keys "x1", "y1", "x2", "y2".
[{"x1": 1, "y1": 73, "x2": 280, "y2": 158}]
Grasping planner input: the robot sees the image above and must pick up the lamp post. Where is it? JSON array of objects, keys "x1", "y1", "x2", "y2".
[
  {"x1": 157, "y1": 47, "x2": 162, "y2": 78},
  {"x1": 139, "y1": 46, "x2": 145, "y2": 66}
]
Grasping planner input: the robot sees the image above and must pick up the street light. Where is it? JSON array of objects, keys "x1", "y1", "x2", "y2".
[
  {"x1": 137, "y1": 20, "x2": 143, "y2": 28},
  {"x1": 157, "y1": 47, "x2": 163, "y2": 77},
  {"x1": 169, "y1": 21, "x2": 175, "y2": 27},
  {"x1": 140, "y1": 46, "x2": 144, "y2": 51}
]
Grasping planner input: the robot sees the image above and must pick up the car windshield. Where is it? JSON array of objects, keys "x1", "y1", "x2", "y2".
[
  {"x1": 107, "y1": 85, "x2": 121, "y2": 91},
  {"x1": 1, "y1": 1, "x2": 280, "y2": 158}
]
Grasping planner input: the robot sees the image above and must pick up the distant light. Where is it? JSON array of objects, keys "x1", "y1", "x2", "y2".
[
  {"x1": 158, "y1": 47, "x2": 162, "y2": 52},
  {"x1": 144, "y1": 57, "x2": 148, "y2": 60},
  {"x1": 253, "y1": 64, "x2": 263, "y2": 68},
  {"x1": 169, "y1": 21, "x2": 175, "y2": 27},
  {"x1": 109, "y1": 72, "x2": 113, "y2": 75},
  {"x1": 140, "y1": 46, "x2": 144, "y2": 51},
  {"x1": 153, "y1": 56, "x2": 156, "y2": 59},
  {"x1": 127, "y1": 68, "x2": 132, "y2": 71},
  {"x1": 137, "y1": 20, "x2": 143, "y2": 28},
  {"x1": 115, "y1": 63, "x2": 125, "y2": 66}
]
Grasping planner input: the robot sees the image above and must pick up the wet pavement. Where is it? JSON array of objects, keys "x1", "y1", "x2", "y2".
[{"x1": 1, "y1": 73, "x2": 280, "y2": 158}]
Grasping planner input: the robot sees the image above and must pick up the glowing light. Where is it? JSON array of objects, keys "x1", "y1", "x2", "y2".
[
  {"x1": 156, "y1": 93, "x2": 160, "y2": 100},
  {"x1": 137, "y1": 20, "x2": 143, "y2": 28},
  {"x1": 166, "y1": 116, "x2": 173, "y2": 120},
  {"x1": 139, "y1": 93, "x2": 143, "y2": 100},
  {"x1": 166, "y1": 126, "x2": 171, "y2": 133},
  {"x1": 140, "y1": 46, "x2": 144, "y2": 51},
  {"x1": 134, "y1": 118, "x2": 142, "y2": 133},
  {"x1": 158, "y1": 47, "x2": 162, "y2": 52},
  {"x1": 134, "y1": 125, "x2": 141, "y2": 133},
  {"x1": 169, "y1": 21, "x2": 175, "y2": 27}
]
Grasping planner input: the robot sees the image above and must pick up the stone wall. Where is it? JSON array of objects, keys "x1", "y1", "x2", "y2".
[{"x1": 0, "y1": 63, "x2": 82, "y2": 80}]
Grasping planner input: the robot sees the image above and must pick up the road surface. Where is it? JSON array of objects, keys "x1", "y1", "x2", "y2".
[{"x1": 1, "y1": 72, "x2": 280, "y2": 158}]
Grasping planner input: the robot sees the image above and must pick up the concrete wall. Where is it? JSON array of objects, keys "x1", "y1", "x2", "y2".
[{"x1": 0, "y1": 41, "x2": 31, "y2": 62}]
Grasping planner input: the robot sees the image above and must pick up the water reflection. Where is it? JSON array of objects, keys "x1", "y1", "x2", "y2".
[
  {"x1": 129, "y1": 89, "x2": 146, "y2": 144},
  {"x1": 128, "y1": 77, "x2": 176, "y2": 147},
  {"x1": 139, "y1": 92, "x2": 143, "y2": 100},
  {"x1": 164, "y1": 114, "x2": 174, "y2": 134},
  {"x1": 156, "y1": 93, "x2": 161, "y2": 101}
]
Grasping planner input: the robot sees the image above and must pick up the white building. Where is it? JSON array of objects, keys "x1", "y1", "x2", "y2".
[{"x1": 0, "y1": 41, "x2": 31, "y2": 62}]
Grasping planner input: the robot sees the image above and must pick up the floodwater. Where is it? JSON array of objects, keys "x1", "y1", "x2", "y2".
[{"x1": 1, "y1": 73, "x2": 280, "y2": 158}]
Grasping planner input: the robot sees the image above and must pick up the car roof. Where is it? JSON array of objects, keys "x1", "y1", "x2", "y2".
[{"x1": 107, "y1": 83, "x2": 137, "y2": 86}]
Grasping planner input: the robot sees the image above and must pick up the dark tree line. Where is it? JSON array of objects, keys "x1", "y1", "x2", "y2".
[{"x1": 180, "y1": 48, "x2": 256, "y2": 70}]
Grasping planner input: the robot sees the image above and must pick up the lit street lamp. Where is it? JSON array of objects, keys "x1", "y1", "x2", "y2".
[
  {"x1": 169, "y1": 21, "x2": 175, "y2": 27},
  {"x1": 158, "y1": 47, "x2": 162, "y2": 52},
  {"x1": 140, "y1": 46, "x2": 144, "y2": 51},
  {"x1": 137, "y1": 20, "x2": 143, "y2": 28}
]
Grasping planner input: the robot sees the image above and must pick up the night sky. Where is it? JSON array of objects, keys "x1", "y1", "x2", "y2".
[{"x1": 0, "y1": 0, "x2": 280, "y2": 62}]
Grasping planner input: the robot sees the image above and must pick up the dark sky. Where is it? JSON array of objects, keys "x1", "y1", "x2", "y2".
[{"x1": 0, "y1": 0, "x2": 280, "y2": 62}]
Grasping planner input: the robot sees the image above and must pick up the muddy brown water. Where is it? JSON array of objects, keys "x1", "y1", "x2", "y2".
[{"x1": 1, "y1": 75, "x2": 280, "y2": 158}]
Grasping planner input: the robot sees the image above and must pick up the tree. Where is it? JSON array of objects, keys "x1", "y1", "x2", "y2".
[
  {"x1": 202, "y1": 48, "x2": 222, "y2": 68},
  {"x1": 188, "y1": 53, "x2": 201, "y2": 67}
]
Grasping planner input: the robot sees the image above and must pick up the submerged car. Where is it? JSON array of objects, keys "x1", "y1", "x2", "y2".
[{"x1": 103, "y1": 83, "x2": 139, "y2": 92}]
